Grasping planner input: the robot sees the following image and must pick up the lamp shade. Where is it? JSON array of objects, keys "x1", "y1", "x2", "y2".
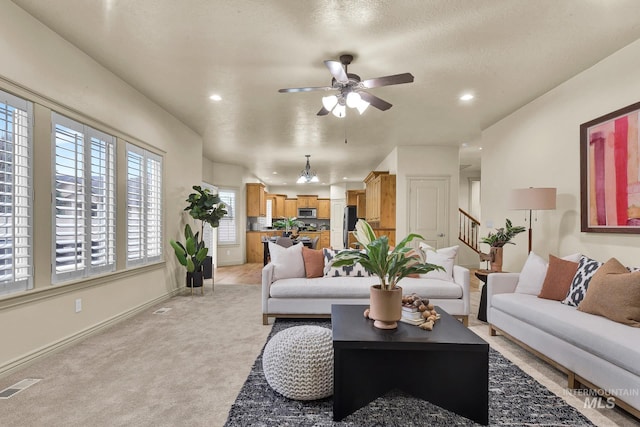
[{"x1": 508, "y1": 188, "x2": 556, "y2": 210}]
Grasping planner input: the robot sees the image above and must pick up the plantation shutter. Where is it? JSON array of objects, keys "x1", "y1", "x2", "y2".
[
  {"x1": 218, "y1": 190, "x2": 236, "y2": 244},
  {"x1": 52, "y1": 113, "x2": 116, "y2": 282},
  {"x1": 126, "y1": 143, "x2": 163, "y2": 266},
  {"x1": 0, "y1": 90, "x2": 33, "y2": 296}
]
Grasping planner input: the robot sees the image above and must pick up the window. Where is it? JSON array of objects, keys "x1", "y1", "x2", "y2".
[
  {"x1": 52, "y1": 113, "x2": 116, "y2": 282},
  {"x1": 218, "y1": 189, "x2": 236, "y2": 245},
  {"x1": 0, "y1": 90, "x2": 32, "y2": 296},
  {"x1": 126, "y1": 143, "x2": 163, "y2": 267}
]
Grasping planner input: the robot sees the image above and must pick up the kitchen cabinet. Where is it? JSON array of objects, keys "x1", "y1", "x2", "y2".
[
  {"x1": 246, "y1": 230, "x2": 281, "y2": 263},
  {"x1": 296, "y1": 195, "x2": 318, "y2": 209},
  {"x1": 246, "y1": 183, "x2": 266, "y2": 217},
  {"x1": 346, "y1": 190, "x2": 366, "y2": 218},
  {"x1": 266, "y1": 193, "x2": 286, "y2": 218},
  {"x1": 364, "y1": 171, "x2": 395, "y2": 229},
  {"x1": 284, "y1": 198, "x2": 297, "y2": 218},
  {"x1": 317, "y1": 198, "x2": 330, "y2": 219},
  {"x1": 320, "y1": 230, "x2": 330, "y2": 248}
]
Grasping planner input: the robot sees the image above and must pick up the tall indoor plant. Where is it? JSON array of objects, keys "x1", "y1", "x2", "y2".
[
  {"x1": 331, "y1": 220, "x2": 443, "y2": 329},
  {"x1": 182, "y1": 185, "x2": 227, "y2": 281},
  {"x1": 480, "y1": 218, "x2": 525, "y2": 272}
]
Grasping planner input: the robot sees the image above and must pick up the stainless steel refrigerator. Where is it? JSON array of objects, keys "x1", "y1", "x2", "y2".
[{"x1": 343, "y1": 205, "x2": 358, "y2": 248}]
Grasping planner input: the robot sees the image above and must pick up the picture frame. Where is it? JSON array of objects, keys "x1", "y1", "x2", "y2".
[{"x1": 580, "y1": 100, "x2": 640, "y2": 233}]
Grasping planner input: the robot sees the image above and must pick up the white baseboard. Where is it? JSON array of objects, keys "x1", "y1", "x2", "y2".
[{"x1": 0, "y1": 288, "x2": 182, "y2": 378}]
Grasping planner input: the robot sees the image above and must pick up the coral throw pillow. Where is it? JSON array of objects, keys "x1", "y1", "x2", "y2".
[
  {"x1": 301, "y1": 246, "x2": 324, "y2": 278},
  {"x1": 538, "y1": 255, "x2": 579, "y2": 301},
  {"x1": 578, "y1": 257, "x2": 640, "y2": 327}
]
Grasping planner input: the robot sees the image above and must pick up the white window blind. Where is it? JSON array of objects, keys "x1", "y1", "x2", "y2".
[
  {"x1": 0, "y1": 90, "x2": 33, "y2": 296},
  {"x1": 200, "y1": 183, "x2": 218, "y2": 251},
  {"x1": 218, "y1": 189, "x2": 236, "y2": 245},
  {"x1": 126, "y1": 143, "x2": 163, "y2": 267},
  {"x1": 52, "y1": 113, "x2": 116, "y2": 283}
]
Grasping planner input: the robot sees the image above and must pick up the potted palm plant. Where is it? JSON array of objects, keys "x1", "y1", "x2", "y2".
[
  {"x1": 272, "y1": 217, "x2": 304, "y2": 237},
  {"x1": 331, "y1": 220, "x2": 443, "y2": 329},
  {"x1": 480, "y1": 218, "x2": 525, "y2": 272}
]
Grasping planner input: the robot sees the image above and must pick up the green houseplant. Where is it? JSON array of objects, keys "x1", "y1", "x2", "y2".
[
  {"x1": 331, "y1": 220, "x2": 443, "y2": 329},
  {"x1": 170, "y1": 224, "x2": 208, "y2": 288},
  {"x1": 182, "y1": 185, "x2": 227, "y2": 281},
  {"x1": 480, "y1": 218, "x2": 525, "y2": 272},
  {"x1": 272, "y1": 217, "x2": 304, "y2": 236}
]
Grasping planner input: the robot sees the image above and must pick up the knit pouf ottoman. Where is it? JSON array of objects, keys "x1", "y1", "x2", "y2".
[{"x1": 262, "y1": 325, "x2": 334, "y2": 400}]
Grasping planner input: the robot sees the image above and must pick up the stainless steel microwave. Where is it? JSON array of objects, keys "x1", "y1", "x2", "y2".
[{"x1": 297, "y1": 208, "x2": 317, "y2": 219}]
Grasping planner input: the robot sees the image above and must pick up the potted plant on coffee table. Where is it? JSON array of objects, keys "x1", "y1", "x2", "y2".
[
  {"x1": 479, "y1": 218, "x2": 525, "y2": 272},
  {"x1": 331, "y1": 220, "x2": 443, "y2": 329}
]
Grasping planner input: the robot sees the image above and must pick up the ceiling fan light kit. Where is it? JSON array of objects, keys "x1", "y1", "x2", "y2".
[
  {"x1": 279, "y1": 54, "x2": 414, "y2": 118},
  {"x1": 297, "y1": 155, "x2": 319, "y2": 184}
]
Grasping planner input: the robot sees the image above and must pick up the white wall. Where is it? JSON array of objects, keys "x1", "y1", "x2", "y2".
[
  {"x1": 482, "y1": 38, "x2": 640, "y2": 271},
  {"x1": 0, "y1": 2, "x2": 202, "y2": 372},
  {"x1": 202, "y1": 159, "x2": 248, "y2": 266}
]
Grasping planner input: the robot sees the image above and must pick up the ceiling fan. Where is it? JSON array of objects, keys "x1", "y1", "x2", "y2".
[{"x1": 278, "y1": 54, "x2": 414, "y2": 118}]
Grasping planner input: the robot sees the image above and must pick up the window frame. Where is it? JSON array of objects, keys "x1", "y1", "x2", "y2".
[{"x1": 217, "y1": 188, "x2": 237, "y2": 246}]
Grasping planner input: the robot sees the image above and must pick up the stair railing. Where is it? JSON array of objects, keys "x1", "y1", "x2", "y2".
[{"x1": 458, "y1": 208, "x2": 481, "y2": 253}]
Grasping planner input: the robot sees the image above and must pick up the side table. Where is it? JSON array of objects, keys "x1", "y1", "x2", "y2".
[{"x1": 475, "y1": 269, "x2": 507, "y2": 322}]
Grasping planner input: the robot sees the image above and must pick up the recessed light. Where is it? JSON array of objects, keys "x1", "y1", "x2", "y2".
[
  {"x1": 272, "y1": 171, "x2": 278, "y2": 175},
  {"x1": 459, "y1": 93, "x2": 474, "y2": 101},
  {"x1": 478, "y1": 147, "x2": 483, "y2": 151},
  {"x1": 461, "y1": 142, "x2": 469, "y2": 148},
  {"x1": 209, "y1": 94, "x2": 222, "y2": 101},
  {"x1": 343, "y1": 177, "x2": 348, "y2": 180}
]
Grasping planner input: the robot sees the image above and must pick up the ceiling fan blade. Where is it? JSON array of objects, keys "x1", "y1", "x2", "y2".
[
  {"x1": 317, "y1": 107, "x2": 330, "y2": 116},
  {"x1": 362, "y1": 73, "x2": 414, "y2": 89},
  {"x1": 324, "y1": 60, "x2": 349, "y2": 83},
  {"x1": 278, "y1": 86, "x2": 334, "y2": 93},
  {"x1": 359, "y1": 92, "x2": 393, "y2": 111}
]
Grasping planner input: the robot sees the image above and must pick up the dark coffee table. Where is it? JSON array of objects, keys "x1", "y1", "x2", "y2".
[{"x1": 331, "y1": 304, "x2": 489, "y2": 425}]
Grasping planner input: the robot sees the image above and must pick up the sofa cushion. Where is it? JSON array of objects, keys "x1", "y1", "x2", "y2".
[
  {"x1": 269, "y1": 242, "x2": 305, "y2": 281},
  {"x1": 269, "y1": 277, "x2": 463, "y2": 300},
  {"x1": 515, "y1": 252, "x2": 548, "y2": 295},
  {"x1": 322, "y1": 248, "x2": 372, "y2": 278},
  {"x1": 578, "y1": 257, "x2": 640, "y2": 327},
  {"x1": 492, "y1": 293, "x2": 640, "y2": 377},
  {"x1": 419, "y1": 244, "x2": 458, "y2": 282},
  {"x1": 562, "y1": 255, "x2": 603, "y2": 307},
  {"x1": 301, "y1": 246, "x2": 324, "y2": 278},
  {"x1": 538, "y1": 255, "x2": 579, "y2": 301}
]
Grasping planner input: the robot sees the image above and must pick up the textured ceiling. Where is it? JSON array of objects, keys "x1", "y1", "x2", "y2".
[{"x1": 11, "y1": 0, "x2": 640, "y2": 185}]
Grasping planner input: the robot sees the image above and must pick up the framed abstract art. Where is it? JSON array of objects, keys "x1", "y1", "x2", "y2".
[{"x1": 581, "y1": 101, "x2": 640, "y2": 233}]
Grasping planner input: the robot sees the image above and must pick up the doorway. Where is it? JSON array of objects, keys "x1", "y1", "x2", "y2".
[{"x1": 408, "y1": 177, "x2": 449, "y2": 249}]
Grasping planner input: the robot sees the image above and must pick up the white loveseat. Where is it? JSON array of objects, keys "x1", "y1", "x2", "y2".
[
  {"x1": 261, "y1": 243, "x2": 470, "y2": 326},
  {"x1": 487, "y1": 270, "x2": 640, "y2": 418}
]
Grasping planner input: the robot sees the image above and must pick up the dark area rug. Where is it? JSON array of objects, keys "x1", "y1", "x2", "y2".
[{"x1": 225, "y1": 319, "x2": 594, "y2": 426}]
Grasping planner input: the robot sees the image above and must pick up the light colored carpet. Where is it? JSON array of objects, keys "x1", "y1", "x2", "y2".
[{"x1": 0, "y1": 282, "x2": 637, "y2": 426}]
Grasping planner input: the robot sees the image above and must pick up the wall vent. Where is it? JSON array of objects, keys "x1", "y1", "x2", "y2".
[
  {"x1": 153, "y1": 307, "x2": 171, "y2": 315},
  {"x1": 0, "y1": 378, "x2": 41, "y2": 399}
]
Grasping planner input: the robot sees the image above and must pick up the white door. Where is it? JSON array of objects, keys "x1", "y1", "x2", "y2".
[
  {"x1": 331, "y1": 199, "x2": 346, "y2": 249},
  {"x1": 408, "y1": 178, "x2": 449, "y2": 249}
]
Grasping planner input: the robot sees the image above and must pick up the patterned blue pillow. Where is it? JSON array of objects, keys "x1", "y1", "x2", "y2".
[
  {"x1": 562, "y1": 255, "x2": 603, "y2": 307},
  {"x1": 323, "y1": 248, "x2": 372, "y2": 277}
]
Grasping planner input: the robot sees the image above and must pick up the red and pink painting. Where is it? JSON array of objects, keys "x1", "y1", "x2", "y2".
[{"x1": 581, "y1": 101, "x2": 640, "y2": 233}]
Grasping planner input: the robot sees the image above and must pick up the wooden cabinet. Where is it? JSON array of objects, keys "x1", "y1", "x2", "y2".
[
  {"x1": 364, "y1": 171, "x2": 395, "y2": 229},
  {"x1": 284, "y1": 198, "x2": 297, "y2": 218},
  {"x1": 246, "y1": 232, "x2": 264, "y2": 263},
  {"x1": 320, "y1": 230, "x2": 330, "y2": 249},
  {"x1": 266, "y1": 193, "x2": 286, "y2": 218},
  {"x1": 246, "y1": 183, "x2": 266, "y2": 217},
  {"x1": 317, "y1": 198, "x2": 330, "y2": 219},
  {"x1": 346, "y1": 190, "x2": 366, "y2": 218},
  {"x1": 373, "y1": 229, "x2": 396, "y2": 247},
  {"x1": 297, "y1": 195, "x2": 318, "y2": 209}
]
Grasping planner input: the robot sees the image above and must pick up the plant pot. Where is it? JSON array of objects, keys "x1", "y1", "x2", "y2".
[
  {"x1": 490, "y1": 247, "x2": 503, "y2": 272},
  {"x1": 203, "y1": 256, "x2": 213, "y2": 279},
  {"x1": 368, "y1": 285, "x2": 403, "y2": 329},
  {"x1": 186, "y1": 270, "x2": 204, "y2": 288}
]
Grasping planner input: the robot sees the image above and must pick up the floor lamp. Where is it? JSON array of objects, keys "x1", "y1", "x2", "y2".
[{"x1": 508, "y1": 188, "x2": 557, "y2": 253}]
